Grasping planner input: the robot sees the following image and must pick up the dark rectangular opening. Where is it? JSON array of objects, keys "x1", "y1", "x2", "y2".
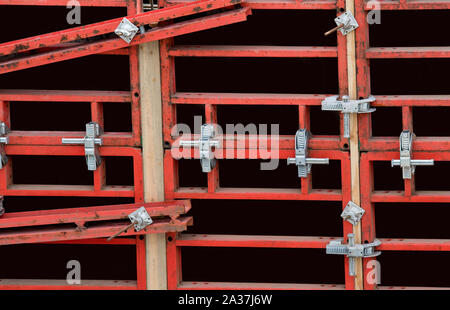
[
  {"x1": 413, "y1": 107, "x2": 450, "y2": 137},
  {"x1": 104, "y1": 157, "x2": 134, "y2": 186},
  {"x1": 311, "y1": 160, "x2": 341, "y2": 190},
  {"x1": 310, "y1": 106, "x2": 340, "y2": 136},
  {"x1": 219, "y1": 159, "x2": 300, "y2": 189},
  {"x1": 175, "y1": 10, "x2": 337, "y2": 46},
  {"x1": 103, "y1": 102, "x2": 132, "y2": 132},
  {"x1": 181, "y1": 247, "x2": 344, "y2": 284},
  {"x1": 375, "y1": 203, "x2": 450, "y2": 239},
  {"x1": 378, "y1": 251, "x2": 450, "y2": 287},
  {"x1": 175, "y1": 104, "x2": 205, "y2": 136},
  {"x1": 12, "y1": 156, "x2": 93, "y2": 185},
  {"x1": 217, "y1": 105, "x2": 298, "y2": 136},
  {"x1": 415, "y1": 161, "x2": 450, "y2": 191},
  {"x1": 372, "y1": 161, "x2": 404, "y2": 191},
  {"x1": 175, "y1": 57, "x2": 339, "y2": 94},
  {"x1": 371, "y1": 107, "x2": 402, "y2": 137},
  {"x1": 0, "y1": 55, "x2": 130, "y2": 91},
  {"x1": 369, "y1": 10, "x2": 450, "y2": 47},
  {"x1": 178, "y1": 159, "x2": 207, "y2": 188},
  {"x1": 370, "y1": 59, "x2": 450, "y2": 95},
  {"x1": 0, "y1": 6, "x2": 126, "y2": 43},
  {"x1": 3, "y1": 196, "x2": 134, "y2": 213},
  {"x1": 10, "y1": 102, "x2": 91, "y2": 131},
  {"x1": 186, "y1": 200, "x2": 343, "y2": 236},
  {"x1": 0, "y1": 244, "x2": 136, "y2": 280}
]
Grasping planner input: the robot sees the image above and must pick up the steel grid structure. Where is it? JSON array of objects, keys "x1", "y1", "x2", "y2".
[
  {"x1": 0, "y1": 0, "x2": 147, "y2": 290},
  {"x1": 353, "y1": 0, "x2": 450, "y2": 289}
]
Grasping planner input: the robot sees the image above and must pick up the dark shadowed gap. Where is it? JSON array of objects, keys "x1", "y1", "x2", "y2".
[
  {"x1": 103, "y1": 102, "x2": 132, "y2": 132},
  {"x1": 375, "y1": 203, "x2": 450, "y2": 239},
  {"x1": 186, "y1": 199, "x2": 343, "y2": 236},
  {"x1": 3, "y1": 196, "x2": 134, "y2": 212},
  {"x1": 373, "y1": 161, "x2": 404, "y2": 191},
  {"x1": 413, "y1": 107, "x2": 450, "y2": 137},
  {"x1": 104, "y1": 156, "x2": 134, "y2": 186},
  {"x1": 12, "y1": 156, "x2": 93, "y2": 185},
  {"x1": 371, "y1": 107, "x2": 402, "y2": 137},
  {"x1": 10, "y1": 102, "x2": 91, "y2": 131},
  {"x1": 175, "y1": 10, "x2": 338, "y2": 46},
  {"x1": 415, "y1": 162, "x2": 450, "y2": 191},
  {"x1": 369, "y1": 10, "x2": 450, "y2": 47},
  {"x1": 178, "y1": 159, "x2": 208, "y2": 187},
  {"x1": 175, "y1": 57, "x2": 339, "y2": 94},
  {"x1": 181, "y1": 247, "x2": 344, "y2": 284},
  {"x1": 370, "y1": 59, "x2": 450, "y2": 95},
  {"x1": 378, "y1": 251, "x2": 450, "y2": 287},
  {"x1": 0, "y1": 244, "x2": 136, "y2": 280},
  {"x1": 310, "y1": 106, "x2": 340, "y2": 136}
]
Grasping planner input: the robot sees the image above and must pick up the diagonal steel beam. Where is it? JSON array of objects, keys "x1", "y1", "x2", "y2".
[{"x1": 0, "y1": 7, "x2": 251, "y2": 74}]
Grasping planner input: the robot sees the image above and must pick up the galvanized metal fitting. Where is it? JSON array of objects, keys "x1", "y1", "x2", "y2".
[
  {"x1": 129, "y1": 206, "x2": 153, "y2": 232},
  {"x1": 326, "y1": 233, "x2": 381, "y2": 277},
  {"x1": 179, "y1": 124, "x2": 220, "y2": 173},
  {"x1": 341, "y1": 201, "x2": 365, "y2": 225},
  {"x1": 321, "y1": 95, "x2": 376, "y2": 138},
  {"x1": 0, "y1": 122, "x2": 9, "y2": 169},
  {"x1": 115, "y1": 18, "x2": 139, "y2": 43},
  {"x1": 335, "y1": 11, "x2": 359, "y2": 35},
  {"x1": 287, "y1": 129, "x2": 329, "y2": 178},
  {"x1": 391, "y1": 130, "x2": 434, "y2": 179},
  {"x1": 62, "y1": 122, "x2": 103, "y2": 171}
]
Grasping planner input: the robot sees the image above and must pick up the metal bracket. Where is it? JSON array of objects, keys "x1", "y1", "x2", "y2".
[
  {"x1": 321, "y1": 95, "x2": 376, "y2": 138},
  {"x1": 62, "y1": 122, "x2": 103, "y2": 171},
  {"x1": 391, "y1": 130, "x2": 434, "y2": 179},
  {"x1": 341, "y1": 201, "x2": 365, "y2": 225},
  {"x1": 179, "y1": 124, "x2": 220, "y2": 173},
  {"x1": 129, "y1": 206, "x2": 153, "y2": 231},
  {"x1": 115, "y1": 18, "x2": 139, "y2": 43},
  {"x1": 327, "y1": 233, "x2": 381, "y2": 277},
  {"x1": 287, "y1": 129, "x2": 329, "y2": 178},
  {"x1": 0, "y1": 122, "x2": 9, "y2": 169}
]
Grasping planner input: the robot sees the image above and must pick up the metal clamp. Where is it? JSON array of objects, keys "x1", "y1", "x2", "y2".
[
  {"x1": 62, "y1": 122, "x2": 103, "y2": 171},
  {"x1": 287, "y1": 129, "x2": 329, "y2": 178},
  {"x1": 107, "y1": 206, "x2": 153, "y2": 241},
  {"x1": 321, "y1": 95, "x2": 376, "y2": 138},
  {"x1": 341, "y1": 201, "x2": 365, "y2": 225},
  {"x1": 327, "y1": 233, "x2": 381, "y2": 277},
  {"x1": 115, "y1": 18, "x2": 139, "y2": 43},
  {"x1": 179, "y1": 124, "x2": 220, "y2": 173},
  {"x1": 0, "y1": 196, "x2": 4, "y2": 217},
  {"x1": 0, "y1": 122, "x2": 9, "y2": 169},
  {"x1": 391, "y1": 130, "x2": 434, "y2": 179},
  {"x1": 324, "y1": 11, "x2": 359, "y2": 36}
]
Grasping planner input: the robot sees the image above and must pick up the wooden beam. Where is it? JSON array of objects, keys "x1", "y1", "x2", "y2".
[
  {"x1": 345, "y1": 0, "x2": 363, "y2": 290},
  {"x1": 139, "y1": 41, "x2": 167, "y2": 290}
]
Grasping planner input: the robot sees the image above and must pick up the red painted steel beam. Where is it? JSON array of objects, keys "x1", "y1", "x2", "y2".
[
  {"x1": 378, "y1": 238, "x2": 450, "y2": 252},
  {"x1": 372, "y1": 95, "x2": 450, "y2": 107},
  {"x1": 166, "y1": 0, "x2": 336, "y2": 10},
  {"x1": 0, "y1": 89, "x2": 131, "y2": 102},
  {"x1": 366, "y1": 0, "x2": 450, "y2": 10},
  {"x1": 366, "y1": 47, "x2": 450, "y2": 59},
  {"x1": 178, "y1": 281, "x2": 345, "y2": 290},
  {"x1": 0, "y1": 0, "x2": 129, "y2": 6},
  {"x1": 0, "y1": 200, "x2": 191, "y2": 228},
  {"x1": 371, "y1": 191, "x2": 450, "y2": 203},
  {"x1": 171, "y1": 92, "x2": 328, "y2": 105},
  {"x1": 176, "y1": 234, "x2": 336, "y2": 248},
  {"x1": 0, "y1": 217, "x2": 192, "y2": 245},
  {"x1": 0, "y1": 0, "x2": 244, "y2": 56},
  {"x1": 0, "y1": 7, "x2": 252, "y2": 74},
  {"x1": 173, "y1": 188, "x2": 343, "y2": 201},
  {"x1": 378, "y1": 286, "x2": 450, "y2": 290},
  {"x1": 169, "y1": 45, "x2": 338, "y2": 58},
  {"x1": 0, "y1": 279, "x2": 137, "y2": 290}
]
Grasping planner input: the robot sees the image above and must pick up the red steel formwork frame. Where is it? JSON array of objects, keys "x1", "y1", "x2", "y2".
[
  {"x1": 0, "y1": 0, "x2": 147, "y2": 290},
  {"x1": 354, "y1": 0, "x2": 450, "y2": 289},
  {"x1": 161, "y1": 0, "x2": 361, "y2": 290}
]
